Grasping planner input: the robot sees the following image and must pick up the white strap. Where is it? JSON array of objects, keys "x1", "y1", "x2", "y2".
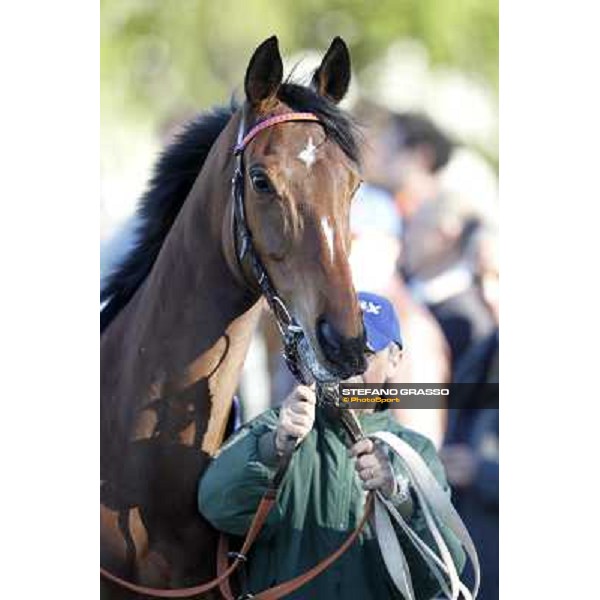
[
  {"x1": 375, "y1": 491, "x2": 454, "y2": 598},
  {"x1": 369, "y1": 431, "x2": 480, "y2": 599},
  {"x1": 372, "y1": 494, "x2": 416, "y2": 600},
  {"x1": 413, "y1": 480, "x2": 461, "y2": 599}
]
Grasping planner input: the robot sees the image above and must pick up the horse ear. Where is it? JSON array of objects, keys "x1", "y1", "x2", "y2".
[
  {"x1": 311, "y1": 37, "x2": 351, "y2": 104},
  {"x1": 245, "y1": 36, "x2": 284, "y2": 110}
]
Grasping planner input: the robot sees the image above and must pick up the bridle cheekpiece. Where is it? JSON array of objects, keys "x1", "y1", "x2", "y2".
[{"x1": 231, "y1": 109, "x2": 324, "y2": 387}]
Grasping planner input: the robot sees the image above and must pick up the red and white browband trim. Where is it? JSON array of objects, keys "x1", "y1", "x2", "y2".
[{"x1": 234, "y1": 112, "x2": 320, "y2": 155}]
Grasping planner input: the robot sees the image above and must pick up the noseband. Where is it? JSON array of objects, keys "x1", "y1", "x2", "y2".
[{"x1": 231, "y1": 109, "x2": 325, "y2": 387}]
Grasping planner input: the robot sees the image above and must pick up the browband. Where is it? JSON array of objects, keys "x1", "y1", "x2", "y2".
[{"x1": 234, "y1": 112, "x2": 320, "y2": 155}]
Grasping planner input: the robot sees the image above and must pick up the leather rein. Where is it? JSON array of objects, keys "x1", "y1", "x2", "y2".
[{"x1": 100, "y1": 109, "x2": 374, "y2": 599}]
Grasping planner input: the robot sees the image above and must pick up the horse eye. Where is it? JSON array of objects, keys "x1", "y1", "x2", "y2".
[{"x1": 250, "y1": 172, "x2": 274, "y2": 194}]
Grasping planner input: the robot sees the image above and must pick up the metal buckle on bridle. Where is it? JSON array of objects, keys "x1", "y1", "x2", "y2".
[
  {"x1": 226, "y1": 552, "x2": 254, "y2": 599},
  {"x1": 270, "y1": 295, "x2": 294, "y2": 331},
  {"x1": 316, "y1": 380, "x2": 342, "y2": 408},
  {"x1": 283, "y1": 333, "x2": 312, "y2": 386}
]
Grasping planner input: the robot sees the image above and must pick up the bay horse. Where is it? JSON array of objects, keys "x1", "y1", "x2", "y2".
[{"x1": 101, "y1": 36, "x2": 367, "y2": 597}]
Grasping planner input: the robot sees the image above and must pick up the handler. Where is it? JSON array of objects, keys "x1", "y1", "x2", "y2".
[{"x1": 198, "y1": 292, "x2": 465, "y2": 599}]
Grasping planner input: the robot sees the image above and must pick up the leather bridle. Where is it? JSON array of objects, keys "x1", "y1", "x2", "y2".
[{"x1": 231, "y1": 108, "x2": 323, "y2": 386}]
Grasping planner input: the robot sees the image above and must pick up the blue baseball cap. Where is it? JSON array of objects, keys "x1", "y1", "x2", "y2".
[{"x1": 358, "y1": 291, "x2": 403, "y2": 352}]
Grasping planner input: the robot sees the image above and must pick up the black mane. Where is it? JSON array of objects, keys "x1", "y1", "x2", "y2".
[
  {"x1": 100, "y1": 83, "x2": 361, "y2": 333},
  {"x1": 100, "y1": 105, "x2": 235, "y2": 332}
]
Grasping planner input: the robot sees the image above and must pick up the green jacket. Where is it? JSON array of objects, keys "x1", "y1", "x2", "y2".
[{"x1": 198, "y1": 408, "x2": 465, "y2": 599}]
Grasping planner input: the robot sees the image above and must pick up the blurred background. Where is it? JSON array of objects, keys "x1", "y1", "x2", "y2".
[
  {"x1": 101, "y1": 0, "x2": 497, "y2": 238},
  {"x1": 101, "y1": 1, "x2": 498, "y2": 597}
]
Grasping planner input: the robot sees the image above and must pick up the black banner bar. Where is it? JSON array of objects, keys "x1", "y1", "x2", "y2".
[{"x1": 337, "y1": 383, "x2": 499, "y2": 409}]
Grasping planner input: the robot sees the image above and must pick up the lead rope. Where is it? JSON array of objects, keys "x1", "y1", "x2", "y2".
[
  {"x1": 217, "y1": 388, "x2": 368, "y2": 600},
  {"x1": 369, "y1": 430, "x2": 480, "y2": 600},
  {"x1": 315, "y1": 387, "x2": 479, "y2": 599},
  {"x1": 314, "y1": 390, "x2": 478, "y2": 600}
]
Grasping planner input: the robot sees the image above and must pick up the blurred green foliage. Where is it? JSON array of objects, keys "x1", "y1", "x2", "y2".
[{"x1": 101, "y1": 0, "x2": 497, "y2": 130}]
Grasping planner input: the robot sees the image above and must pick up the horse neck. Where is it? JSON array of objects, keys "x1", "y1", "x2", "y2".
[{"x1": 101, "y1": 112, "x2": 261, "y2": 457}]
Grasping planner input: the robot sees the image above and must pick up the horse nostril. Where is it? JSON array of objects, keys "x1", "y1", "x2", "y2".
[
  {"x1": 317, "y1": 317, "x2": 342, "y2": 355},
  {"x1": 355, "y1": 352, "x2": 367, "y2": 374},
  {"x1": 316, "y1": 315, "x2": 367, "y2": 378}
]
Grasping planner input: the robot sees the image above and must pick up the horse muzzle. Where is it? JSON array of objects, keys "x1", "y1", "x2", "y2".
[{"x1": 315, "y1": 316, "x2": 367, "y2": 380}]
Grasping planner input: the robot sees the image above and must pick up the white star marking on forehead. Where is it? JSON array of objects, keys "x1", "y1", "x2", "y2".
[{"x1": 298, "y1": 136, "x2": 317, "y2": 168}]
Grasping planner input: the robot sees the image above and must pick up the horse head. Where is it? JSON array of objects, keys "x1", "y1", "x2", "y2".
[{"x1": 227, "y1": 36, "x2": 367, "y2": 381}]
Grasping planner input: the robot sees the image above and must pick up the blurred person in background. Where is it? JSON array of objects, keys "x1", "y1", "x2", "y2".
[
  {"x1": 440, "y1": 223, "x2": 499, "y2": 600},
  {"x1": 468, "y1": 225, "x2": 499, "y2": 324},
  {"x1": 349, "y1": 183, "x2": 450, "y2": 447},
  {"x1": 401, "y1": 192, "x2": 496, "y2": 372},
  {"x1": 364, "y1": 108, "x2": 496, "y2": 374},
  {"x1": 440, "y1": 403, "x2": 498, "y2": 600},
  {"x1": 363, "y1": 111, "x2": 455, "y2": 218},
  {"x1": 449, "y1": 223, "x2": 499, "y2": 386}
]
